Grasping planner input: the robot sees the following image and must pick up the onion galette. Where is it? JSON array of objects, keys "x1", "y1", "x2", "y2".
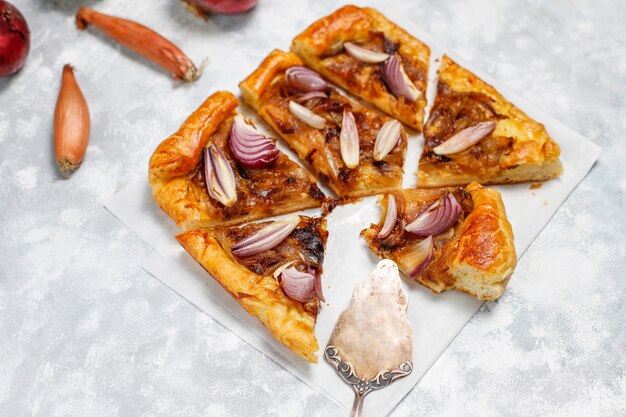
[
  {"x1": 291, "y1": 5, "x2": 430, "y2": 131},
  {"x1": 418, "y1": 56, "x2": 563, "y2": 187},
  {"x1": 149, "y1": 91, "x2": 325, "y2": 229},
  {"x1": 240, "y1": 50, "x2": 407, "y2": 198},
  {"x1": 361, "y1": 183, "x2": 517, "y2": 300},
  {"x1": 177, "y1": 215, "x2": 328, "y2": 362}
]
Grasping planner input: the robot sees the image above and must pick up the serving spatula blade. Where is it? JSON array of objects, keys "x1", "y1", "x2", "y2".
[{"x1": 325, "y1": 260, "x2": 414, "y2": 417}]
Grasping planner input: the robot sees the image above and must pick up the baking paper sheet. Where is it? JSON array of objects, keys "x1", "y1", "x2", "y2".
[{"x1": 105, "y1": 33, "x2": 600, "y2": 416}]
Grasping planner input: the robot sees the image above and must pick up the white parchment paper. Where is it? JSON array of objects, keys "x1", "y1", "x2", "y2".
[{"x1": 105, "y1": 40, "x2": 600, "y2": 415}]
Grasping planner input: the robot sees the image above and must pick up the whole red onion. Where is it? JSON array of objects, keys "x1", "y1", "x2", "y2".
[
  {"x1": 0, "y1": 0, "x2": 30, "y2": 77},
  {"x1": 183, "y1": 0, "x2": 257, "y2": 16}
]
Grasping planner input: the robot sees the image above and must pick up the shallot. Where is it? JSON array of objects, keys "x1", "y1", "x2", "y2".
[
  {"x1": 54, "y1": 65, "x2": 90, "y2": 176},
  {"x1": 76, "y1": 7, "x2": 200, "y2": 82}
]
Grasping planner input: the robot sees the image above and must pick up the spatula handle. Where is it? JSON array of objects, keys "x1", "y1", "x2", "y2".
[
  {"x1": 325, "y1": 346, "x2": 414, "y2": 417},
  {"x1": 351, "y1": 392, "x2": 365, "y2": 417}
]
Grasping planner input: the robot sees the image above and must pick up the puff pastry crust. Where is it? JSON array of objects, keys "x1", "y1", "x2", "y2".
[
  {"x1": 291, "y1": 5, "x2": 430, "y2": 131},
  {"x1": 239, "y1": 49, "x2": 407, "y2": 198},
  {"x1": 176, "y1": 216, "x2": 328, "y2": 362},
  {"x1": 418, "y1": 56, "x2": 563, "y2": 187},
  {"x1": 149, "y1": 91, "x2": 325, "y2": 230},
  {"x1": 361, "y1": 182, "x2": 516, "y2": 300}
]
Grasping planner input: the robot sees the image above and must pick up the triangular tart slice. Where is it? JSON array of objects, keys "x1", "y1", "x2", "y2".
[
  {"x1": 291, "y1": 5, "x2": 430, "y2": 131},
  {"x1": 149, "y1": 91, "x2": 325, "y2": 229},
  {"x1": 418, "y1": 56, "x2": 563, "y2": 187},
  {"x1": 176, "y1": 215, "x2": 328, "y2": 362},
  {"x1": 239, "y1": 50, "x2": 407, "y2": 198},
  {"x1": 361, "y1": 183, "x2": 517, "y2": 300}
]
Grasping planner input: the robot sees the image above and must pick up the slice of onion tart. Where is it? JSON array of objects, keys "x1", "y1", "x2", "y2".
[
  {"x1": 177, "y1": 215, "x2": 328, "y2": 362},
  {"x1": 418, "y1": 55, "x2": 563, "y2": 187},
  {"x1": 149, "y1": 91, "x2": 325, "y2": 230},
  {"x1": 361, "y1": 183, "x2": 517, "y2": 300},
  {"x1": 291, "y1": 5, "x2": 430, "y2": 131},
  {"x1": 239, "y1": 50, "x2": 407, "y2": 199}
]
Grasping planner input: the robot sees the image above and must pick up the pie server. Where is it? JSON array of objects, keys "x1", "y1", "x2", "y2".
[{"x1": 325, "y1": 260, "x2": 414, "y2": 417}]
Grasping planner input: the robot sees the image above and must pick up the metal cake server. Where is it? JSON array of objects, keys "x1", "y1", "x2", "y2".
[{"x1": 325, "y1": 260, "x2": 414, "y2": 417}]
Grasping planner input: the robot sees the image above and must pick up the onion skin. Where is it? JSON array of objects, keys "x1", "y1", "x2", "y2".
[
  {"x1": 76, "y1": 7, "x2": 199, "y2": 82},
  {"x1": 182, "y1": 0, "x2": 257, "y2": 17},
  {"x1": 0, "y1": 0, "x2": 30, "y2": 77},
  {"x1": 54, "y1": 65, "x2": 90, "y2": 176}
]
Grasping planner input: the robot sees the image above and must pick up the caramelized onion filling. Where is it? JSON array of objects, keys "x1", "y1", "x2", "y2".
[{"x1": 421, "y1": 83, "x2": 513, "y2": 175}]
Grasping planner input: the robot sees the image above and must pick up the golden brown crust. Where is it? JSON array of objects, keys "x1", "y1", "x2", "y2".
[
  {"x1": 446, "y1": 183, "x2": 517, "y2": 289},
  {"x1": 239, "y1": 50, "x2": 302, "y2": 111},
  {"x1": 149, "y1": 91, "x2": 324, "y2": 229},
  {"x1": 418, "y1": 56, "x2": 563, "y2": 187},
  {"x1": 239, "y1": 50, "x2": 406, "y2": 198},
  {"x1": 176, "y1": 220, "x2": 327, "y2": 363},
  {"x1": 291, "y1": 5, "x2": 430, "y2": 130},
  {"x1": 361, "y1": 182, "x2": 516, "y2": 300},
  {"x1": 149, "y1": 91, "x2": 239, "y2": 181}
]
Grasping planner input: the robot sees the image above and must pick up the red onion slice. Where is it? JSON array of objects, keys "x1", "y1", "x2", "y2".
[
  {"x1": 382, "y1": 55, "x2": 421, "y2": 102},
  {"x1": 433, "y1": 121, "x2": 497, "y2": 155},
  {"x1": 294, "y1": 91, "x2": 328, "y2": 103},
  {"x1": 286, "y1": 65, "x2": 329, "y2": 92},
  {"x1": 405, "y1": 192, "x2": 462, "y2": 237},
  {"x1": 344, "y1": 42, "x2": 390, "y2": 63},
  {"x1": 288, "y1": 100, "x2": 326, "y2": 129},
  {"x1": 230, "y1": 114, "x2": 280, "y2": 168},
  {"x1": 280, "y1": 267, "x2": 316, "y2": 303},
  {"x1": 340, "y1": 109, "x2": 360, "y2": 169},
  {"x1": 373, "y1": 120, "x2": 402, "y2": 161},
  {"x1": 204, "y1": 145, "x2": 237, "y2": 207},
  {"x1": 309, "y1": 266, "x2": 325, "y2": 302},
  {"x1": 378, "y1": 194, "x2": 397, "y2": 238},
  {"x1": 231, "y1": 215, "x2": 300, "y2": 258},
  {"x1": 402, "y1": 236, "x2": 434, "y2": 278}
]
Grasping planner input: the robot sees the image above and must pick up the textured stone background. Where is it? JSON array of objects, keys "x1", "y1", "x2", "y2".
[{"x1": 1, "y1": 0, "x2": 625, "y2": 416}]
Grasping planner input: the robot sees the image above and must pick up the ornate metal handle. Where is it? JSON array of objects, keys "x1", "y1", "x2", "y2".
[
  {"x1": 351, "y1": 393, "x2": 365, "y2": 417},
  {"x1": 325, "y1": 345, "x2": 413, "y2": 417}
]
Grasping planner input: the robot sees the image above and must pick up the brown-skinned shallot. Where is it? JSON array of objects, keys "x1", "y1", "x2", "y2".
[
  {"x1": 54, "y1": 64, "x2": 90, "y2": 176},
  {"x1": 76, "y1": 7, "x2": 200, "y2": 82}
]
